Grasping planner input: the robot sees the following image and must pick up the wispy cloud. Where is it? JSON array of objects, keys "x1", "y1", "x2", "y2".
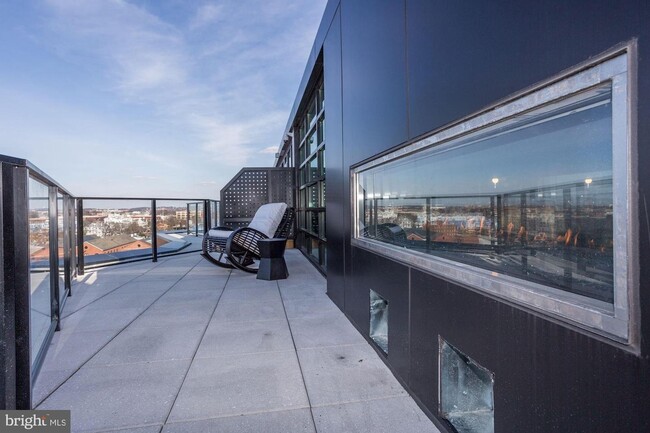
[
  {"x1": 131, "y1": 150, "x2": 177, "y2": 169},
  {"x1": 260, "y1": 146, "x2": 278, "y2": 154},
  {"x1": 0, "y1": 0, "x2": 327, "y2": 198},
  {"x1": 190, "y1": 3, "x2": 223, "y2": 30},
  {"x1": 38, "y1": 0, "x2": 325, "y2": 172},
  {"x1": 43, "y1": 0, "x2": 187, "y2": 96}
]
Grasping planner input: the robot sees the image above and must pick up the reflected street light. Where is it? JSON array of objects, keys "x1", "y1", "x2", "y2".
[
  {"x1": 585, "y1": 178, "x2": 593, "y2": 188},
  {"x1": 492, "y1": 178, "x2": 499, "y2": 189}
]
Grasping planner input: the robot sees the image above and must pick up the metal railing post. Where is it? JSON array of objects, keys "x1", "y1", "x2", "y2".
[
  {"x1": 195, "y1": 204, "x2": 199, "y2": 237},
  {"x1": 151, "y1": 200, "x2": 157, "y2": 262},
  {"x1": 48, "y1": 186, "x2": 60, "y2": 332},
  {"x1": 76, "y1": 199, "x2": 84, "y2": 276},
  {"x1": 1, "y1": 164, "x2": 32, "y2": 409},
  {"x1": 186, "y1": 203, "x2": 190, "y2": 235},
  {"x1": 62, "y1": 195, "x2": 71, "y2": 299},
  {"x1": 203, "y1": 200, "x2": 210, "y2": 232}
]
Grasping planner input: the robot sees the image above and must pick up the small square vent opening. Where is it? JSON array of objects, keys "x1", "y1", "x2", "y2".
[
  {"x1": 369, "y1": 289, "x2": 388, "y2": 354},
  {"x1": 439, "y1": 339, "x2": 494, "y2": 433}
]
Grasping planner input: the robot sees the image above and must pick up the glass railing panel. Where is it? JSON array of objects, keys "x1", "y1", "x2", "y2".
[
  {"x1": 197, "y1": 202, "x2": 205, "y2": 235},
  {"x1": 210, "y1": 200, "x2": 220, "y2": 228},
  {"x1": 28, "y1": 177, "x2": 52, "y2": 365},
  {"x1": 68, "y1": 196, "x2": 77, "y2": 279},
  {"x1": 187, "y1": 202, "x2": 197, "y2": 235},
  {"x1": 156, "y1": 200, "x2": 204, "y2": 257},
  {"x1": 82, "y1": 199, "x2": 153, "y2": 268},
  {"x1": 57, "y1": 192, "x2": 66, "y2": 305}
]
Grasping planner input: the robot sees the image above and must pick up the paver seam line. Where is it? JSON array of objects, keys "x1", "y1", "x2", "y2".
[
  {"x1": 161, "y1": 405, "x2": 313, "y2": 426},
  {"x1": 160, "y1": 257, "x2": 233, "y2": 427},
  {"x1": 62, "y1": 256, "x2": 177, "y2": 318},
  {"x1": 193, "y1": 347, "x2": 296, "y2": 360},
  {"x1": 276, "y1": 280, "x2": 319, "y2": 433},
  {"x1": 293, "y1": 342, "x2": 371, "y2": 351},
  {"x1": 308, "y1": 393, "x2": 412, "y2": 409},
  {"x1": 277, "y1": 268, "x2": 418, "y2": 425},
  {"x1": 210, "y1": 317, "x2": 291, "y2": 324},
  {"x1": 74, "y1": 422, "x2": 163, "y2": 433},
  {"x1": 212, "y1": 298, "x2": 284, "y2": 307},
  {"x1": 283, "y1": 313, "x2": 348, "y2": 322},
  {"x1": 83, "y1": 355, "x2": 202, "y2": 369},
  {"x1": 81, "y1": 323, "x2": 207, "y2": 333},
  {"x1": 33, "y1": 255, "x2": 206, "y2": 408}
]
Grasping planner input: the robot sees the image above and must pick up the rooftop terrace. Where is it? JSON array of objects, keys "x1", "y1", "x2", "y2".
[{"x1": 33, "y1": 250, "x2": 440, "y2": 433}]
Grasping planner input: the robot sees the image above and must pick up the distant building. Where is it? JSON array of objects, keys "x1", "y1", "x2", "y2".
[
  {"x1": 83, "y1": 234, "x2": 151, "y2": 255},
  {"x1": 406, "y1": 232, "x2": 424, "y2": 241}
]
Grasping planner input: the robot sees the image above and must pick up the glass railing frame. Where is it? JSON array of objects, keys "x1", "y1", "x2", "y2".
[
  {"x1": 0, "y1": 155, "x2": 73, "y2": 408},
  {"x1": 74, "y1": 197, "x2": 218, "y2": 274},
  {"x1": 0, "y1": 154, "x2": 219, "y2": 408}
]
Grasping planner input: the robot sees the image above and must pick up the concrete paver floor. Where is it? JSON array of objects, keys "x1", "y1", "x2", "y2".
[{"x1": 35, "y1": 251, "x2": 440, "y2": 433}]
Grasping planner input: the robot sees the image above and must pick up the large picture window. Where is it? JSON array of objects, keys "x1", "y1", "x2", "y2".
[{"x1": 353, "y1": 52, "x2": 634, "y2": 343}]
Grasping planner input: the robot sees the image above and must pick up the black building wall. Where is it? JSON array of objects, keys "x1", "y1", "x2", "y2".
[{"x1": 306, "y1": 0, "x2": 650, "y2": 431}]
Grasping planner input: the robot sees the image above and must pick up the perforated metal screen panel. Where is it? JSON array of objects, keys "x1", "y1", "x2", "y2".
[
  {"x1": 269, "y1": 170, "x2": 294, "y2": 205},
  {"x1": 220, "y1": 168, "x2": 294, "y2": 230}
]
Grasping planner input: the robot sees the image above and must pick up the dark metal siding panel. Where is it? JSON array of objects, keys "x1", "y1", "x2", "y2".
[
  {"x1": 407, "y1": 269, "x2": 447, "y2": 419},
  {"x1": 350, "y1": 247, "x2": 411, "y2": 383},
  {"x1": 324, "y1": 6, "x2": 345, "y2": 309},
  {"x1": 338, "y1": 0, "x2": 409, "y2": 328},
  {"x1": 406, "y1": 0, "x2": 647, "y2": 141},
  {"x1": 410, "y1": 267, "x2": 650, "y2": 433},
  {"x1": 322, "y1": 0, "x2": 650, "y2": 430},
  {"x1": 340, "y1": 0, "x2": 409, "y2": 166}
]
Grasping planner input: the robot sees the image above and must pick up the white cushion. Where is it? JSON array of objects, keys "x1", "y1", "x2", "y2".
[
  {"x1": 248, "y1": 202, "x2": 288, "y2": 237},
  {"x1": 208, "y1": 229, "x2": 234, "y2": 238}
]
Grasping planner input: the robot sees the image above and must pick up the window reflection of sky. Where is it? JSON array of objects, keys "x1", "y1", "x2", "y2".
[{"x1": 360, "y1": 86, "x2": 612, "y2": 201}]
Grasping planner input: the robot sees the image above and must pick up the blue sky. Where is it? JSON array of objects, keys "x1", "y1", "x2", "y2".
[{"x1": 0, "y1": 0, "x2": 327, "y2": 199}]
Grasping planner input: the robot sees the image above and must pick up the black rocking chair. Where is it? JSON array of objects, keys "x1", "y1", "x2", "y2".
[{"x1": 202, "y1": 203, "x2": 295, "y2": 273}]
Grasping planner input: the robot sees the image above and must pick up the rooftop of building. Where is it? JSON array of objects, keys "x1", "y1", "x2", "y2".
[{"x1": 84, "y1": 234, "x2": 147, "y2": 251}]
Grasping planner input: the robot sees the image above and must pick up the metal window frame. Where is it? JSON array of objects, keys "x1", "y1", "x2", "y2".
[
  {"x1": 295, "y1": 77, "x2": 327, "y2": 270},
  {"x1": 351, "y1": 46, "x2": 638, "y2": 348}
]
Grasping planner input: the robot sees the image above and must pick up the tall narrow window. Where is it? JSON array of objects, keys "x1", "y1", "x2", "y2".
[{"x1": 296, "y1": 76, "x2": 326, "y2": 271}]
